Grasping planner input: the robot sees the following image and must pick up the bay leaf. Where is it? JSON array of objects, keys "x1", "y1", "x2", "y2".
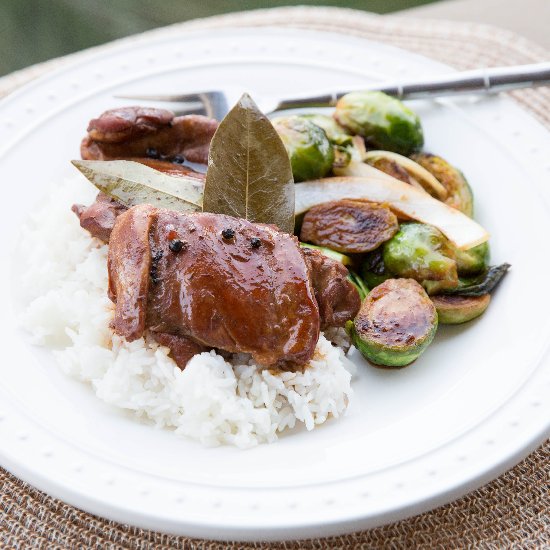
[
  {"x1": 72, "y1": 160, "x2": 203, "y2": 213},
  {"x1": 202, "y1": 93, "x2": 295, "y2": 234}
]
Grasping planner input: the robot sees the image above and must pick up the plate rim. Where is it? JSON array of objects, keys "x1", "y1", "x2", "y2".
[{"x1": 1, "y1": 26, "x2": 549, "y2": 541}]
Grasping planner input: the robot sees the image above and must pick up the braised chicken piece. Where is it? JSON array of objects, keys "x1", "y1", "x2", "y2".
[
  {"x1": 86, "y1": 106, "x2": 173, "y2": 142},
  {"x1": 130, "y1": 157, "x2": 206, "y2": 179},
  {"x1": 72, "y1": 159, "x2": 204, "y2": 243},
  {"x1": 72, "y1": 193, "x2": 127, "y2": 244},
  {"x1": 81, "y1": 106, "x2": 218, "y2": 164},
  {"x1": 300, "y1": 199, "x2": 399, "y2": 254},
  {"x1": 108, "y1": 204, "x2": 321, "y2": 369},
  {"x1": 152, "y1": 332, "x2": 208, "y2": 367},
  {"x1": 302, "y1": 247, "x2": 361, "y2": 329}
]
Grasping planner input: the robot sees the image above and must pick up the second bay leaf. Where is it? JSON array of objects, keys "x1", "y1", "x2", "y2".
[{"x1": 72, "y1": 160, "x2": 203, "y2": 213}]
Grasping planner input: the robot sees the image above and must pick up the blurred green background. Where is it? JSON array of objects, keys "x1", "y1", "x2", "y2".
[{"x1": 1, "y1": 0, "x2": 438, "y2": 77}]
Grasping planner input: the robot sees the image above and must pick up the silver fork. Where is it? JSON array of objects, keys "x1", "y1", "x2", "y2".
[{"x1": 117, "y1": 62, "x2": 550, "y2": 120}]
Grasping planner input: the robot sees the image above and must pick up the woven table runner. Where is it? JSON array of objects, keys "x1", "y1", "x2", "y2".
[{"x1": 1, "y1": 6, "x2": 549, "y2": 548}]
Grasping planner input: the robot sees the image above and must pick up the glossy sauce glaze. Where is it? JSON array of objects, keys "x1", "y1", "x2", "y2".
[{"x1": 108, "y1": 205, "x2": 321, "y2": 369}]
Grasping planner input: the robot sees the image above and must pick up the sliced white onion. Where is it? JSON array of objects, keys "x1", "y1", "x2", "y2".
[
  {"x1": 295, "y1": 172, "x2": 489, "y2": 250},
  {"x1": 361, "y1": 151, "x2": 449, "y2": 199}
]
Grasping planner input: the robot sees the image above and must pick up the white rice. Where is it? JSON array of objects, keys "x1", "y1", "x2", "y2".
[{"x1": 19, "y1": 177, "x2": 354, "y2": 448}]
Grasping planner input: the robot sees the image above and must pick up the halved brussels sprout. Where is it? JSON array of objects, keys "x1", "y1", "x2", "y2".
[
  {"x1": 410, "y1": 153, "x2": 474, "y2": 217},
  {"x1": 455, "y1": 242, "x2": 490, "y2": 276},
  {"x1": 301, "y1": 114, "x2": 367, "y2": 173},
  {"x1": 332, "y1": 135, "x2": 367, "y2": 171},
  {"x1": 432, "y1": 294, "x2": 490, "y2": 324},
  {"x1": 300, "y1": 199, "x2": 399, "y2": 254},
  {"x1": 334, "y1": 91, "x2": 424, "y2": 155},
  {"x1": 299, "y1": 114, "x2": 353, "y2": 146},
  {"x1": 299, "y1": 242, "x2": 352, "y2": 266},
  {"x1": 382, "y1": 222, "x2": 458, "y2": 294},
  {"x1": 349, "y1": 278, "x2": 437, "y2": 367},
  {"x1": 272, "y1": 116, "x2": 334, "y2": 182},
  {"x1": 333, "y1": 146, "x2": 353, "y2": 170}
]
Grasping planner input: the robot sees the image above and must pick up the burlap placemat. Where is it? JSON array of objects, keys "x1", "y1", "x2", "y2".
[{"x1": 0, "y1": 6, "x2": 549, "y2": 548}]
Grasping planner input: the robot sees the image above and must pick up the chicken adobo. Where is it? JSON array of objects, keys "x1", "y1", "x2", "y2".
[
  {"x1": 73, "y1": 94, "x2": 503, "y2": 373},
  {"x1": 108, "y1": 204, "x2": 322, "y2": 369},
  {"x1": 81, "y1": 106, "x2": 217, "y2": 164}
]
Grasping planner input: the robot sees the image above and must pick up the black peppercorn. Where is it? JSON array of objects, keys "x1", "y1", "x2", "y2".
[
  {"x1": 152, "y1": 250, "x2": 163, "y2": 262},
  {"x1": 250, "y1": 237, "x2": 262, "y2": 249},
  {"x1": 150, "y1": 249, "x2": 163, "y2": 284},
  {"x1": 222, "y1": 228, "x2": 235, "y2": 240},
  {"x1": 169, "y1": 239, "x2": 184, "y2": 252},
  {"x1": 173, "y1": 155, "x2": 185, "y2": 164},
  {"x1": 146, "y1": 147, "x2": 159, "y2": 159}
]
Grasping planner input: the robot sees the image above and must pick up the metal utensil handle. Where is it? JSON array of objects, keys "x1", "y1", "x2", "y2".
[
  {"x1": 275, "y1": 63, "x2": 550, "y2": 109},
  {"x1": 376, "y1": 62, "x2": 550, "y2": 99}
]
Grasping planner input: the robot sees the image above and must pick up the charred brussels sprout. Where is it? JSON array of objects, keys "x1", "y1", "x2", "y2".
[
  {"x1": 363, "y1": 224, "x2": 489, "y2": 294},
  {"x1": 411, "y1": 153, "x2": 474, "y2": 216},
  {"x1": 300, "y1": 199, "x2": 399, "y2": 254},
  {"x1": 455, "y1": 242, "x2": 490, "y2": 276},
  {"x1": 382, "y1": 222, "x2": 458, "y2": 294},
  {"x1": 431, "y1": 294, "x2": 490, "y2": 324},
  {"x1": 272, "y1": 116, "x2": 334, "y2": 182},
  {"x1": 349, "y1": 278, "x2": 437, "y2": 367},
  {"x1": 334, "y1": 91, "x2": 424, "y2": 155}
]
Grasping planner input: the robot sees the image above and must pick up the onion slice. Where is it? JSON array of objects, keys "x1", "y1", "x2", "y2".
[
  {"x1": 363, "y1": 150, "x2": 449, "y2": 199},
  {"x1": 295, "y1": 174, "x2": 489, "y2": 250}
]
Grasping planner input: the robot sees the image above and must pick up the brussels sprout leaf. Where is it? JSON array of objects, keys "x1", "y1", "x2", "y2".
[
  {"x1": 348, "y1": 270, "x2": 369, "y2": 300},
  {"x1": 444, "y1": 263, "x2": 510, "y2": 296}
]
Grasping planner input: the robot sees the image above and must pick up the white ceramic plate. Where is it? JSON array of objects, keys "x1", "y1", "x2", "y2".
[{"x1": 0, "y1": 28, "x2": 549, "y2": 542}]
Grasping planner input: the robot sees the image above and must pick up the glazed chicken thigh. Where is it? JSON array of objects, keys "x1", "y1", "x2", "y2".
[
  {"x1": 75, "y1": 199, "x2": 360, "y2": 364},
  {"x1": 108, "y1": 204, "x2": 322, "y2": 369}
]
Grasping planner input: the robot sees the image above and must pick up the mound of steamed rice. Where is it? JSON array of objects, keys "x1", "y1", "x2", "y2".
[{"x1": 19, "y1": 177, "x2": 354, "y2": 448}]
